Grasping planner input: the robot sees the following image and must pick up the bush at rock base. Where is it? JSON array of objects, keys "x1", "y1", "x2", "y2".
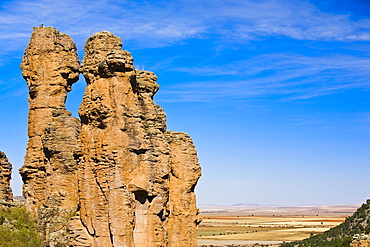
[{"x1": 0, "y1": 206, "x2": 41, "y2": 247}]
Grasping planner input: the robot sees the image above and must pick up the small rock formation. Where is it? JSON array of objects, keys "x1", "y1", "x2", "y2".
[
  {"x1": 20, "y1": 28, "x2": 201, "y2": 247},
  {"x1": 350, "y1": 241, "x2": 370, "y2": 247},
  {"x1": 351, "y1": 235, "x2": 370, "y2": 247},
  {"x1": 19, "y1": 27, "x2": 81, "y2": 246},
  {"x1": 0, "y1": 151, "x2": 13, "y2": 202}
]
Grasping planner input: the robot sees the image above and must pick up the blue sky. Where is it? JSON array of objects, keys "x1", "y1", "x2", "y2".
[{"x1": 0, "y1": 0, "x2": 369, "y2": 206}]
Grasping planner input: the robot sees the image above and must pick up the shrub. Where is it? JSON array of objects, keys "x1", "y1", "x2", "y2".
[{"x1": 0, "y1": 206, "x2": 41, "y2": 247}]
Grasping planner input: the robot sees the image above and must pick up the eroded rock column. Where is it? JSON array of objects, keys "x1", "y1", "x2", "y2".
[
  {"x1": 0, "y1": 151, "x2": 13, "y2": 202},
  {"x1": 76, "y1": 31, "x2": 138, "y2": 247},
  {"x1": 133, "y1": 70, "x2": 172, "y2": 247},
  {"x1": 76, "y1": 31, "x2": 172, "y2": 247},
  {"x1": 19, "y1": 27, "x2": 80, "y2": 246},
  {"x1": 75, "y1": 31, "x2": 201, "y2": 247},
  {"x1": 20, "y1": 28, "x2": 202, "y2": 247},
  {"x1": 167, "y1": 132, "x2": 202, "y2": 246}
]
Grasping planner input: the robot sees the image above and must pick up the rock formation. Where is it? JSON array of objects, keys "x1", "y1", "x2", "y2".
[
  {"x1": 351, "y1": 240, "x2": 370, "y2": 247},
  {"x1": 351, "y1": 235, "x2": 370, "y2": 247},
  {"x1": 20, "y1": 27, "x2": 201, "y2": 247},
  {"x1": 0, "y1": 151, "x2": 13, "y2": 202},
  {"x1": 167, "y1": 132, "x2": 202, "y2": 246},
  {"x1": 19, "y1": 27, "x2": 81, "y2": 246}
]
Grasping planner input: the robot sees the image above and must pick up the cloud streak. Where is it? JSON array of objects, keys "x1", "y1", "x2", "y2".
[
  {"x1": 159, "y1": 53, "x2": 370, "y2": 102},
  {"x1": 0, "y1": 0, "x2": 369, "y2": 53},
  {"x1": 0, "y1": 0, "x2": 369, "y2": 102}
]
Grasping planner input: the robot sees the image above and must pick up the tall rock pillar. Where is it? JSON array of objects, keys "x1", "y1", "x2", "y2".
[
  {"x1": 76, "y1": 31, "x2": 173, "y2": 247},
  {"x1": 74, "y1": 31, "x2": 201, "y2": 247},
  {"x1": 167, "y1": 132, "x2": 202, "y2": 246},
  {"x1": 20, "y1": 28, "x2": 201, "y2": 247},
  {"x1": 19, "y1": 27, "x2": 81, "y2": 246},
  {"x1": 0, "y1": 151, "x2": 13, "y2": 202},
  {"x1": 75, "y1": 31, "x2": 138, "y2": 247}
]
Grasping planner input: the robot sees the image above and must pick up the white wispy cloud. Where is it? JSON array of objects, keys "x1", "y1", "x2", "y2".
[
  {"x1": 0, "y1": 0, "x2": 204, "y2": 52},
  {"x1": 158, "y1": 53, "x2": 370, "y2": 102},
  {"x1": 0, "y1": 0, "x2": 369, "y2": 53},
  {"x1": 1, "y1": 0, "x2": 369, "y2": 101},
  {"x1": 211, "y1": 0, "x2": 370, "y2": 42}
]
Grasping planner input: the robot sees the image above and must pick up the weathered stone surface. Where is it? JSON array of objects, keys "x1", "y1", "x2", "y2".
[
  {"x1": 167, "y1": 132, "x2": 202, "y2": 247},
  {"x1": 73, "y1": 32, "x2": 169, "y2": 247},
  {"x1": 19, "y1": 27, "x2": 80, "y2": 246},
  {"x1": 72, "y1": 31, "x2": 201, "y2": 247},
  {"x1": 21, "y1": 28, "x2": 201, "y2": 247},
  {"x1": 0, "y1": 151, "x2": 13, "y2": 202},
  {"x1": 351, "y1": 240, "x2": 370, "y2": 247},
  {"x1": 351, "y1": 235, "x2": 370, "y2": 247}
]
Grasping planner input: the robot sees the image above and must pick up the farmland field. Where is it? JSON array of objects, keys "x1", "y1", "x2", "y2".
[{"x1": 196, "y1": 204, "x2": 359, "y2": 247}]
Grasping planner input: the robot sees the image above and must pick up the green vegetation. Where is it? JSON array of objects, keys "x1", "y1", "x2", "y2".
[
  {"x1": 0, "y1": 206, "x2": 41, "y2": 247},
  {"x1": 280, "y1": 201, "x2": 370, "y2": 247}
]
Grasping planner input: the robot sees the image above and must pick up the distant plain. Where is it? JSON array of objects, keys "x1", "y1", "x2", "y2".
[{"x1": 197, "y1": 204, "x2": 359, "y2": 246}]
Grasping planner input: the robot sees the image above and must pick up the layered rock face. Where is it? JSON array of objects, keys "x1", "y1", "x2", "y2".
[
  {"x1": 19, "y1": 27, "x2": 81, "y2": 246},
  {"x1": 0, "y1": 151, "x2": 13, "y2": 202},
  {"x1": 72, "y1": 31, "x2": 201, "y2": 247},
  {"x1": 21, "y1": 28, "x2": 201, "y2": 247},
  {"x1": 167, "y1": 132, "x2": 202, "y2": 246}
]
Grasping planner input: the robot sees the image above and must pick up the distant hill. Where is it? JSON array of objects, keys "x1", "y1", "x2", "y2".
[
  {"x1": 198, "y1": 204, "x2": 359, "y2": 215},
  {"x1": 280, "y1": 200, "x2": 370, "y2": 247},
  {"x1": 232, "y1": 203, "x2": 260, "y2": 206}
]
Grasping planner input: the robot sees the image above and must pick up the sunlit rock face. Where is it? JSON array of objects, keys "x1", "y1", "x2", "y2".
[
  {"x1": 0, "y1": 151, "x2": 13, "y2": 202},
  {"x1": 19, "y1": 26, "x2": 81, "y2": 247},
  {"x1": 21, "y1": 28, "x2": 201, "y2": 247},
  {"x1": 167, "y1": 132, "x2": 202, "y2": 247}
]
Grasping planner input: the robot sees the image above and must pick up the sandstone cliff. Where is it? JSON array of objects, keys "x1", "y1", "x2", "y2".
[
  {"x1": 0, "y1": 151, "x2": 13, "y2": 202},
  {"x1": 19, "y1": 27, "x2": 81, "y2": 246},
  {"x1": 20, "y1": 28, "x2": 201, "y2": 247}
]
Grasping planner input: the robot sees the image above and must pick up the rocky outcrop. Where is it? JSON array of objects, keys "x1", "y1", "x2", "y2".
[
  {"x1": 351, "y1": 235, "x2": 370, "y2": 247},
  {"x1": 19, "y1": 27, "x2": 80, "y2": 246},
  {"x1": 20, "y1": 28, "x2": 201, "y2": 247},
  {"x1": 0, "y1": 151, "x2": 13, "y2": 202},
  {"x1": 351, "y1": 240, "x2": 370, "y2": 247}
]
